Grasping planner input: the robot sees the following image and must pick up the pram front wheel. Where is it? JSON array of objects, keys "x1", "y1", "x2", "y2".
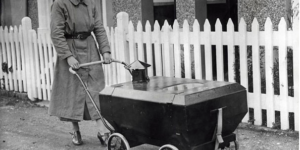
[
  {"x1": 159, "y1": 144, "x2": 179, "y2": 150},
  {"x1": 107, "y1": 133, "x2": 130, "y2": 150}
]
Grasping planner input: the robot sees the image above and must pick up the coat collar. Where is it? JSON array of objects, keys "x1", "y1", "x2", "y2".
[{"x1": 69, "y1": 0, "x2": 88, "y2": 6}]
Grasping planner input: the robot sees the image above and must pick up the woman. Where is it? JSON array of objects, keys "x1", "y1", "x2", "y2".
[{"x1": 49, "y1": 0, "x2": 111, "y2": 146}]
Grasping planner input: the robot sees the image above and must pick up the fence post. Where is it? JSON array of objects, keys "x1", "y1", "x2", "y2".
[
  {"x1": 128, "y1": 21, "x2": 136, "y2": 63},
  {"x1": 22, "y1": 17, "x2": 34, "y2": 100},
  {"x1": 116, "y1": 12, "x2": 130, "y2": 82},
  {"x1": 293, "y1": 19, "x2": 299, "y2": 131}
]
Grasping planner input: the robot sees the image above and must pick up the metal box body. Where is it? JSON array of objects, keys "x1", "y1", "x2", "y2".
[{"x1": 99, "y1": 77, "x2": 247, "y2": 149}]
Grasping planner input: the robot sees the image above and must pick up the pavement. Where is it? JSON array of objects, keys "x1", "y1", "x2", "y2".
[{"x1": 0, "y1": 91, "x2": 299, "y2": 150}]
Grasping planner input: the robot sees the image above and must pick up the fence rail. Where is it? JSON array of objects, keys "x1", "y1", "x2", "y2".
[{"x1": 0, "y1": 12, "x2": 299, "y2": 131}]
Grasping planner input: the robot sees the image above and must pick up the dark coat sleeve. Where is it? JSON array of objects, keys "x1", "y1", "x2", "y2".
[
  {"x1": 50, "y1": 1, "x2": 73, "y2": 60},
  {"x1": 93, "y1": 6, "x2": 110, "y2": 55}
]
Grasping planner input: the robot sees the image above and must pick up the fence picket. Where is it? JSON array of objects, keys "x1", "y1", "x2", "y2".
[
  {"x1": 4, "y1": 27, "x2": 14, "y2": 91},
  {"x1": 47, "y1": 34, "x2": 54, "y2": 90},
  {"x1": 41, "y1": 33, "x2": 50, "y2": 100},
  {"x1": 204, "y1": 19, "x2": 213, "y2": 80},
  {"x1": 145, "y1": 21, "x2": 154, "y2": 77},
  {"x1": 215, "y1": 19, "x2": 224, "y2": 81},
  {"x1": 183, "y1": 20, "x2": 191, "y2": 79},
  {"x1": 2, "y1": 28, "x2": 9, "y2": 90},
  {"x1": 251, "y1": 18, "x2": 262, "y2": 126},
  {"x1": 19, "y1": 25, "x2": 26, "y2": 92},
  {"x1": 14, "y1": 26, "x2": 22, "y2": 92},
  {"x1": 137, "y1": 21, "x2": 145, "y2": 62},
  {"x1": 193, "y1": 20, "x2": 202, "y2": 80},
  {"x1": 173, "y1": 20, "x2": 181, "y2": 78},
  {"x1": 38, "y1": 33, "x2": 46, "y2": 100},
  {"x1": 239, "y1": 18, "x2": 249, "y2": 123},
  {"x1": 154, "y1": 21, "x2": 163, "y2": 76},
  {"x1": 9, "y1": 27, "x2": 18, "y2": 91},
  {"x1": 278, "y1": 18, "x2": 289, "y2": 130},
  {"x1": 28, "y1": 29, "x2": 38, "y2": 99},
  {"x1": 163, "y1": 21, "x2": 173, "y2": 77},
  {"x1": 264, "y1": 18, "x2": 275, "y2": 128},
  {"x1": 128, "y1": 21, "x2": 136, "y2": 62},
  {"x1": 227, "y1": 19, "x2": 235, "y2": 82},
  {"x1": 293, "y1": 20, "x2": 299, "y2": 131},
  {"x1": 31, "y1": 30, "x2": 42, "y2": 99}
]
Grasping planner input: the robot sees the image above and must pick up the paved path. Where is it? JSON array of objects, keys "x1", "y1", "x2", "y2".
[{"x1": 0, "y1": 96, "x2": 298, "y2": 150}]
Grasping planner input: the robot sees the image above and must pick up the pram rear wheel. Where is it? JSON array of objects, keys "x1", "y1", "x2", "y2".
[
  {"x1": 159, "y1": 144, "x2": 179, "y2": 150},
  {"x1": 107, "y1": 133, "x2": 130, "y2": 150}
]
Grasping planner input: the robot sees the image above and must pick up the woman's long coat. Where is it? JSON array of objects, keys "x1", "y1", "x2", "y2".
[{"x1": 48, "y1": 0, "x2": 110, "y2": 121}]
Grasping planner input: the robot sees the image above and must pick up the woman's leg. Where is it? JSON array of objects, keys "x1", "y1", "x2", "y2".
[
  {"x1": 72, "y1": 122, "x2": 80, "y2": 131},
  {"x1": 71, "y1": 122, "x2": 83, "y2": 145}
]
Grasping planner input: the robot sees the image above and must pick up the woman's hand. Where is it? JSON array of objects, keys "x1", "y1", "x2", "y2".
[
  {"x1": 103, "y1": 52, "x2": 112, "y2": 64},
  {"x1": 67, "y1": 56, "x2": 79, "y2": 69}
]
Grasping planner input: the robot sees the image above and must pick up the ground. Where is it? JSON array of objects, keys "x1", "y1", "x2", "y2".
[{"x1": 0, "y1": 94, "x2": 298, "y2": 150}]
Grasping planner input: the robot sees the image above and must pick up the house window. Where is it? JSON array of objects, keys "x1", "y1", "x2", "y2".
[{"x1": 153, "y1": 0, "x2": 176, "y2": 27}]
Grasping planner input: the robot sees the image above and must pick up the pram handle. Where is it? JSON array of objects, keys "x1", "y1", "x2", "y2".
[
  {"x1": 68, "y1": 59, "x2": 128, "y2": 133},
  {"x1": 69, "y1": 59, "x2": 128, "y2": 74}
]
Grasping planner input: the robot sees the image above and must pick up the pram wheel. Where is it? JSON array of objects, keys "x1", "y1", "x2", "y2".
[
  {"x1": 159, "y1": 144, "x2": 179, "y2": 150},
  {"x1": 107, "y1": 133, "x2": 130, "y2": 150}
]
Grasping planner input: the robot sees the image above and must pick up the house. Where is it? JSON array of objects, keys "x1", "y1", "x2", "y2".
[{"x1": 0, "y1": 0, "x2": 295, "y2": 31}]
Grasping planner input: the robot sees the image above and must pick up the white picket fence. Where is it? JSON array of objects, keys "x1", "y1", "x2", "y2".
[
  {"x1": 0, "y1": 17, "x2": 57, "y2": 101},
  {"x1": 106, "y1": 12, "x2": 299, "y2": 131},
  {"x1": 0, "y1": 17, "x2": 116, "y2": 101},
  {"x1": 0, "y1": 12, "x2": 299, "y2": 131}
]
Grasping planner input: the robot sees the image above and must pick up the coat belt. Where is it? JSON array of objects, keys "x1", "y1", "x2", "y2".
[{"x1": 65, "y1": 32, "x2": 91, "y2": 40}]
